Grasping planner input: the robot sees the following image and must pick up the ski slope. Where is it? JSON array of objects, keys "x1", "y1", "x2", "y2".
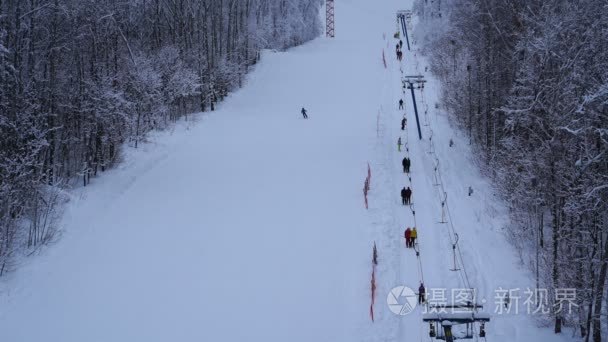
[{"x1": 0, "y1": 1, "x2": 577, "y2": 341}]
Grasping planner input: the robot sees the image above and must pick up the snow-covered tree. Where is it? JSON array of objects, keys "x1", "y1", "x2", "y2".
[
  {"x1": 0, "y1": 0, "x2": 324, "y2": 274},
  {"x1": 414, "y1": 0, "x2": 608, "y2": 339}
]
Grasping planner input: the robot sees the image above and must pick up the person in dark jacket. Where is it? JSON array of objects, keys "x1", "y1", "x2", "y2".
[
  {"x1": 404, "y1": 187, "x2": 412, "y2": 204},
  {"x1": 399, "y1": 40, "x2": 403, "y2": 49},
  {"x1": 401, "y1": 117, "x2": 406, "y2": 130},
  {"x1": 301, "y1": 107, "x2": 308, "y2": 119},
  {"x1": 418, "y1": 283, "x2": 426, "y2": 304},
  {"x1": 402, "y1": 157, "x2": 411, "y2": 173},
  {"x1": 401, "y1": 187, "x2": 407, "y2": 205},
  {"x1": 399, "y1": 99, "x2": 404, "y2": 110},
  {"x1": 404, "y1": 227, "x2": 412, "y2": 248}
]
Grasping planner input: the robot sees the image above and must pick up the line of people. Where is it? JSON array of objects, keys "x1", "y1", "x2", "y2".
[
  {"x1": 403, "y1": 226, "x2": 417, "y2": 248},
  {"x1": 394, "y1": 43, "x2": 426, "y2": 305},
  {"x1": 395, "y1": 40, "x2": 404, "y2": 61}
]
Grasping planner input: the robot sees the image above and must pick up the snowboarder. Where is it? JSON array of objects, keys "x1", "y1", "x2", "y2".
[
  {"x1": 399, "y1": 40, "x2": 403, "y2": 49},
  {"x1": 301, "y1": 107, "x2": 308, "y2": 119},
  {"x1": 401, "y1": 117, "x2": 406, "y2": 130},
  {"x1": 468, "y1": 186, "x2": 473, "y2": 196},
  {"x1": 397, "y1": 137, "x2": 402, "y2": 152},
  {"x1": 405, "y1": 227, "x2": 412, "y2": 248},
  {"x1": 404, "y1": 187, "x2": 412, "y2": 205},
  {"x1": 399, "y1": 99, "x2": 404, "y2": 110},
  {"x1": 402, "y1": 157, "x2": 411, "y2": 173},
  {"x1": 400, "y1": 187, "x2": 407, "y2": 205},
  {"x1": 410, "y1": 226, "x2": 417, "y2": 246},
  {"x1": 418, "y1": 283, "x2": 426, "y2": 304}
]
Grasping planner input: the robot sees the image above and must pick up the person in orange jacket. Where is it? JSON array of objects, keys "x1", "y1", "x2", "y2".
[{"x1": 410, "y1": 227, "x2": 418, "y2": 246}]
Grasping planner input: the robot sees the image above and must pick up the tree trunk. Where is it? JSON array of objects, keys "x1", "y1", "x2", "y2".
[{"x1": 592, "y1": 235, "x2": 608, "y2": 342}]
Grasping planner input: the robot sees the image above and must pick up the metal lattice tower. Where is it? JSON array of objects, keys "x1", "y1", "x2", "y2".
[{"x1": 326, "y1": 0, "x2": 335, "y2": 37}]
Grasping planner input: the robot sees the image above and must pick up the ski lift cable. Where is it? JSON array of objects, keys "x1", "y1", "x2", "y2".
[
  {"x1": 397, "y1": 31, "x2": 474, "y2": 338},
  {"x1": 412, "y1": 54, "x2": 483, "y2": 342},
  {"x1": 399, "y1": 95, "x2": 426, "y2": 287},
  {"x1": 433, "y1": 158, "x2": 473, "y2": 290},
  {"x1": 434, "y1": 165, "x2": 473, "y2": 291},
  {"x1": 407, "y1": 16, "x2": 486, "y2": 339},
  {"x1": 405, "y1": 143, "x2": 426, "y2": 286},
  {"x1": 398, "y1": 119, "x2": 440, "y2": 290},
  {"x1": 395, "y1": 46, "x2": 428, "y2": 291},
  {"x1": 417, "y1": 91, "x2": 474, "y2": 292}
]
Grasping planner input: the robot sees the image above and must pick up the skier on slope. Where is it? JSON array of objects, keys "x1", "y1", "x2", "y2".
[
  {"x1": 397, "y1": 137, "x2": 402, "y2": 152},
  {"x1": 418, "y1": 283, "x2": 426, "y2": 304},
  {"x1": 301, "y1": 107, "x2": 308, "y2": 119},
  {"x1": 404, "y1": 187, "x2": 412, "y2": 205},
  {"x1": 399, "y1": 99, "x2": 404, "y2": 110},
  {"x1": 399, "y1": 40, "x2": 403, "y2": 49},
  {"x1": 404, "y1": 227, "x2": 412, "y2": 248},
  {"x1": 410, "y1": 226, "x2": 418, "y2": 247},
  {"x1": 401, "y1": 187, "x2": 408, "y2": 205},
  {"x1": 401, "y1": 117, "x2": 406, "y2": 130},
  {"x1": 402, "y1": 157, "x2": 411, "y2": 173}
]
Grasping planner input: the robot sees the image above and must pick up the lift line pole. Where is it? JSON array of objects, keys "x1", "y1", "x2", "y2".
[
  {"x1": 396, "y1": 10, "x2": 412, "y2": 50},
  {"x1": 400, "y1": 15, "x2": 411, "y2": 51},
  {"x1": 409, "y1": 83, "x2": 422, "y2": 140},
  {"x1": 403, "y1": 75, "x2": 426, "y2": 140}
]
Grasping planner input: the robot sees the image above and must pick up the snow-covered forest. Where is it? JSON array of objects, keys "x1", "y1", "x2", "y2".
[
  {"x1": 413, "y1": 0, "x2": 608, "y2": 340},
  {"x1": 1, "y1": 0, "x2": 606, "y2": 340},
  {"x1": 0, "y1": 0, "x2": 322, "y2": 273}
]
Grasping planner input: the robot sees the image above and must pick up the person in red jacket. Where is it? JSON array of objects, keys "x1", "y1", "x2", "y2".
[{"x1": 404, "y1": 227, "x2": 412, "y2": 248}]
